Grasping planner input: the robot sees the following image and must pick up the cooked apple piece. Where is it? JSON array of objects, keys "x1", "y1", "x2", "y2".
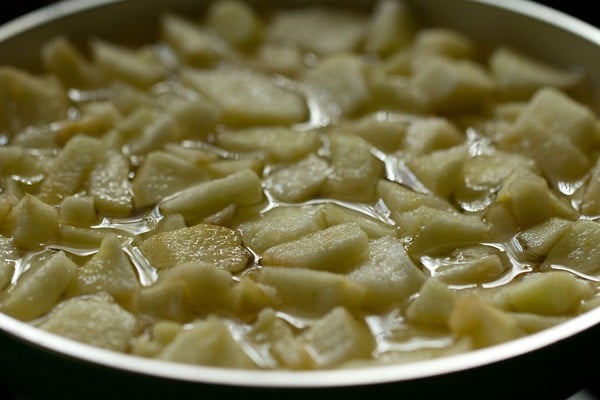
[
  {"x1": 266, "y1": 7, "x2": 366, "y2": 55},
  {"x1": 455, "y1": 151, "x2": 534, "y2": 211},
  {"x1": 331, "y1": 114, "x2": 407, "y2": 153},
  {"x1": 68, "y1": 234, "x2": 139, "y2": 305},
  {"x1": 215, "y1": 126, "x2": 320, "y2": 163},
  {"x1": 510, "y1": 312, "x2": 568, "y2": 334},
  {"x1": 507, "y1": 271, "x2": 593, "y2": 315},
  {"x1": 158, "y1": 261, "x2": 233, "y2": 314},
  {"x1": 158, "y1": 317, "x2": 256, "y2": 368},
  {"x1": 207, "y1": 158, "x2": 264, "y2": 178},
  {"x1": 490, "y1": 47, "x2": 582, "y2": 100},
  {"x1": 132, "y1": 320, "x2": 183, "y2": 357},
  {"x1": 255, "y1": 267, "x2": 364, "y2": 317},
  {"x1": 182, "y1": 68, "x2": 308, "y2": 126},
  {"x1": 265, "y1": 154, "x2": 330, "y2": 203},
  {"x1": 132, "y1": 151, "x2": 209, "y2": 208},
  {"x1": 406, "y1": 278, "x2": 456, "y2": 328},
  {"x1": 377, "y1": 180, "x2": 454, "y2": 214},
  {"x1": 582, "y1": 158, "x2": 600, "y2": 216},
  {"x1": 449, "y1": 294, "x2": 524, "y2": 348},
  {"x1": 126, "y1": 114, "x2": 178, "y2": 155},
  {"x1": 135, "y1": 279, "x2": 190, "y2": 322},
  {"x1": 139, "y1": 223, "x2": 251, "y2": 273},
  {"x1": 8, "y1": 194, "x2": 59, "y2": 250},
  {"x1": 56, "y1": 101, "x2": 121, "y2": 144},
  {"x1": 542, "y1": 220, "x2": 600, "y2": 276},
  {"x1": 160, "y1": 13, "x2": 231, "y2": 66},
  {"x1": 249, "y1": 308, "x2": 313, "y2": 369},
  {"x1": 231, "y1": 277, "x2": 277, "y2": 321},
  {"x1": 0, "y1": 67, "x2": 68, "y2": 135},
  {"x1": 206, "y1": 0, "x2": 263, "y2": 49},
  {"x1": 406, "y1": 144, "x2": 467, "y2": 199},
  {"x1": 434, "y1": 247, "x2": 507, "y2": 286},
  {"x1": 413, "y1": 28, "x2": 475, "y2": 59},
  {"x1": 303, "y1": 307, "x2": 375, "y2": 368},
  {"x1": 395, "y1": 206, "x2": 489, "y2": 256},
  {"x1": 411, "y1": 56, "x2": 494, "y2": 113},
  {"x1": 403, "y1": 117, "x2": 464, "y2": 156},
  {"x1": 499, "y1": 88, "x2": 595, "y2": 183},
  {"x1": 321, "y1": 134, "x2": 384, "y2": 202},
  {"x1": 364, "y1": 0, "x2": 414, "y2": 56},
  {"x1": 1, "y1": 251, "x2": 75, "y2": 320},
  {"x1": 163, "y1": 96, "x2": 221, "y2": 139},
  {"x1": 58, "y1": 225, "x2": 106, "y2": 249},
  {"x1": 89, "y1": 150, "x2": 133, "y2": 217},
  {"x1": 322, "y1": 203, "x2": 395, "y2": 239},
  {"x1": 262, "y1": 222, "x2": 369, "y2": 272},
  {"x1": 38, "y1": 135, "x2": 101, "y2": 205},
  {"x1": 91, "y1": 39, "x2": 165, "y2": 88},
  {"x1": 495, "y1": 167, "x2": 577, "y2": 228},
  {"x1": 0, "y1": 262, "x2": 13, "y2": 291},
  {"x1": 254, "y1": 44, "x2": 304, "y2": 77},
  {"x1": 41, "y1": 35, "x2": 103, "y2": 89},
  {"x1": 39, "y1": 293, "x2": 138, "y2": 352},
  {"x1": 159, "y1": 169, "x2": 264, "y2": 222},
  {"x1": 305, "y1": 54, "x2": 371, "y2": 118},
  {"x1": 515, "y1": 218, "x2": 573, "y2": 259},
  {"x1": 237, "y1": 205, "x2": 326, "y2": 254},
  {"x1": 349, "y1": 235, "x2": 425, "y2": 311}
]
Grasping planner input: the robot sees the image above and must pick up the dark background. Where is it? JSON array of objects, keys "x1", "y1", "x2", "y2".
[{"x1": 0, "y1": 0, "x2": 599, "y2": 27}]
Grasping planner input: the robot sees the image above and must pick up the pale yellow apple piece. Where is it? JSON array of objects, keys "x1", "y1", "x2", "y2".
[
  {"x1": 255, "y1": 266, "x2": 364, "y2": 317},
  {"x1": 265, "y1": 154, "x2": 329, "y2": 203},
  {"x1": 377, "y1": 179, "x2": 454, "y2": 214},
  {"x1": 206, "y1": 0, "x2": 263, "y2": 49},
  {"x1": 406, "y1": 144, "x2": 467, "y2": 199},
  {"x1": 237, "y1": 205, "x2": 326, "y2": 254},
  {"x1": 215, "y1": 126, "x2": 320, "y2": 163},
  {"x1": 395, "y1": 206, "x2": 489, "y2": 256},
  {"x1": 8, "y1": 194, "x2": 59, "y2": 250},
  {"x1": 515, "y1": 218, "x2": 573, "y2": 259},
  {"x1": 542, "y1": 220, "x2": 600, "y2": 276},
  {"x1": 182, "y1": 68, "x2": 308, "y2": 126},
  {"x1": 68, "y1": 234, "x2": 139, "y2": 305},
  {"x1": 1, "y1": 251, "x2": 76, "y2": 320},
  {"x1": 411, "y1": 56, "x2": 494, "y2": 113},
  {"x1": 490, "y1": 47, "x2": 582, "y2": 100},
  {"x1": 303, "y1": 307, "x2": 375, "y2": 368},
  {"x1": 91, "y1": 39, "x2": 165, "y2": 88},
  {"x1": 406, "y1": 278, "x2": 456, "y2": 328},
  {"x1": 38, "y1": 135, "x2": 101, "y2": 205},
  {"x1": 58, "y1": 196, "x2": 96, "y2": 227},
  {"x1": 262, "y1": 222, "x2": 368, "y2": 272},
  {"x1": 135, "y1": 279, "x2": 190, "y2": 322},
  {"x1": 158, "y1": 261, "x2": 233, "y2": 314},
  {"x1": 413, "y1": 28, "x2": 474, "y2": 59},
  {"x1": 322, "y1": 203, "x2": 395, "y2": 239},
  {"x1": 364, "y1": 0, "x2": 414, "y2": 56},
  {"x1": 132, "y1": 151, "x2": 209, "y2": 208},
  {"x1": 0, "y1": 67, "x2": 68, "y2": 135},
  {"x1": 159, "y1": 169, "x2": 264, "y2": 222},
  {"x1": 39, "y1": 293, "x2": 138, "y2": 352},
  {"x1": 507, "y1": 271, "x2": 593, "y2": 315},
  {"x1": 305, "y1": 54, "x2": 370, "y2": 118},
  {"x1": 266, "y1": 7, "x2": 366, "y2": 55},
  {"x1": 349, "y1": 235, "x2": 425, "y2": 311},
  {"x1": 403, "y1": 117, "x2": 464, "y2": 156},
  {"x1": 41, "y1": 35, "x2": 103, "y2": 89},
  {"x1": 89, "y1": 150, "x2": 133, "y2": 217},
  {"x1": 449, "y1": 295, "x2": 524, "y2": 348},
  {"x1": 495, "y1": 167, "x2": 577, "y2": 228},
  {"x1": 138, "y1": 223, "x2": 251, "y2": 272},
  {"x1": 582, "y1": 158, "x2": 600, "y2": 216},
  {"x1": 321, "y1": 134, "x2": 384, "y2": 202},
  {"x1": 159, "y1": 317, "x2": 256, "y2": 368}
]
